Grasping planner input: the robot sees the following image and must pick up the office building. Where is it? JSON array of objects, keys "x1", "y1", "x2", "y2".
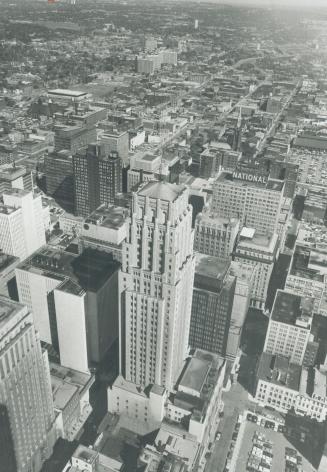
[
  {"x1": 212, "y1": 170, "x2": 284, "y2": 235},
  {"x1": 65, "y1": 444, "x2": 123, "y2": 472},
  {"x1": 118, "y1": 181, "x2": 195, "y2": 391},
  {"x1": 0, "y1": 405, "x2": 17, "y2": 471},
  {"x1": 255, "y1": 353, "x2": 327, "y2": 421},
  {"x1": 79, "y1": 204, "x2": 129, "y2": 262},
  {"x1": 0, "y1": 166, "x2": 33, "y2": 194},
  {"x1": 234, "y1": 228, "x2": 279, "y2": 309},
  {"x1": 73, "y1": 144, "x2": 122, "y2": 217},
  {"x1": 194, "y1": 211, "x2": 239, "y2": 262},
  {"x1": 189, "y1": 254, "x2": 236, "y2": 356},
  {"x1": 54, "y1": 123, "x2": 97, "y2": 154},
  {"x1": 0, "y1": 297, "x2": 57, "y2": 472},
  {"x1": 45, "y1": 150, "x2": 74, "y2": 213},
  {"x1": 100, "y1": 130, "x2": 129, "y2": 165},
  {"x1": 0, "y1": 189, "x2": 46, "y2": 261},
  {"x1": 285, "y1": 244, "x2": 327, "y2": 316},
  {"x1": 109, "y1": 350, "x2": 226, "y2": 463},
  {"x1": 226, "y1": 261, "x2": 255, "y2": 359},
  {"x1": 263, "y1": 290, "x2": 314, "y2": 366},
  {"x1": 0, "y1": 252, "x2": 19, "y2": 298},
  {"x1": 269, "y1": 160, "x2": 298, "y2": 199},
  {"x1": 50, "y1": 363, "x2": 94, "y2": 441},
  {"x1": 16, "y1": 247, "x2": 120, "y2": 371}
]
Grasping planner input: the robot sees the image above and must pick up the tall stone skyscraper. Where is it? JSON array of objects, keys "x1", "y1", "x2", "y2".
[
  {"x1": 119, "y1": 181, "x2": 195, "y2": 391},
  {"x1": 0, "y1": 297, "x2": 57, "y2": 472}
]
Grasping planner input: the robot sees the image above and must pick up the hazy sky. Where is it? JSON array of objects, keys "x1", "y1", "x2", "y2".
[{"x1": 192, "y1": 0, "x2": 327, "y2": 8}]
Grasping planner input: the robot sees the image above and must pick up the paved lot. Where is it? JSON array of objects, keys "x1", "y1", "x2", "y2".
[{"x1": 233, "y1": 421, "x2": 317, "y2": 472}]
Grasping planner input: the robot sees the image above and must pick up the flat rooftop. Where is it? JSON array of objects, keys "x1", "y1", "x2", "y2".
[
  {"x1": 290, "y1": 245, "x2": 324, "y2": 282},
  {"x1": 48, "y1": 88, "x2": 88, "y2": 98},
  {"x1": 50, "y1": 362, "x2": 92, "y2": 410},
  {"x1": 174, "y1": 349, "x2": 225, "y2": 421},
  {"x1": 257, "y1": 353, "x2": 302, "y2": 391},
  {"x1": 85, "y1": 204, "x2": 128, "y2": 230},
  {"x1": 179, "y1": 356, "x2": 212, "y2": 395},
  {"x1": 0, "y1": 296, "x2": 27, "y2": 331},
  {"x1": 216, "y1": 171, "x2": 283, "y2": 192},
  {"x1": 194, "y1": 253, "x2": 230, "y2": 280},
  {"x1": 271, "y1": 290, "x2": 314, "y2": 326},
  {"x1": 18, "y1": 246, "x2": 120, "y2": 293},
  {"x1": 0, "y1": 253, "x2": 19, "y2": 272},
  {"x1": 237, "y1": 229, "x2": 279, "y2": 252}
]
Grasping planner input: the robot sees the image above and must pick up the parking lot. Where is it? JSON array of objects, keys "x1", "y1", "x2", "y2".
[{"x1": 229, "y1": 419, "x2": 317, "y2": 472}]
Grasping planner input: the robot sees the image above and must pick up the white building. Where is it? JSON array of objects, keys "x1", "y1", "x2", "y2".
[
  {"x1": 50, "y1": 363, "x2": 94, "y2": 441},
  {"x1": 109, "y1": 349, "x2": 226, "y2": 464},
  {"x1": 16, "y1": 246, "x2": 120, "y2": 373},
  {"x1": 212, "y1": 171, "x2": 284, "y2": 235},
  {"x1": 234, "y1": 228, "x2": 279, "y2": 309},
  {"x1": 79, "y1": 204, "x2": 129, "y2": 261},
  {"x1": 194, "y1": 211, "x2": 239, "y2": 262},
  {"x1": 263, "y1": 290, "x2": 314, "y2": 365},
  {"x1": 285, "y1": 244, "x2": 327, "y2": 316},
  {"x1": 0, "y1": 297, "x2": 57, "y2": 472},
  {"x1": 119, "y1": 181, "x2": 195, "y2": 391},
  {"x1": 0, "y1": 189, "x2": 46, "y2": 260},
  {"x1": 256, "y1": 353, "x2": 327, "y2": 422}
]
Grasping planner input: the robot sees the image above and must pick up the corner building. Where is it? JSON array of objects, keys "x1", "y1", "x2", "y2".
[
  {"x1": 0, "y1": 297, "x2": 57, "y2": 472},
  {"x1": 212, "y1": 171, "x2": 284, "y2": 235},
  {"x1": 119, "y1": 181, "x2": 195, "y2": 391}
]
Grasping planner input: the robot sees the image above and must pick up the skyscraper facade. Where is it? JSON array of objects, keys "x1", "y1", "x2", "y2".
[
  {"x1": 189, "y1": 254, "x2": 236, "y2": 356},
  {"x1": 0, "y1": 189, "x2": 46, "y2": 261},
  {"x1": 73, "y1": 144, "x2": 122, "y2": 217},
  {"x1": 0, "y1": 297, "x2": 57, "y2": 472},
  {"x1": 119, "y1": 181, "x2": 195, "y2": 391}
]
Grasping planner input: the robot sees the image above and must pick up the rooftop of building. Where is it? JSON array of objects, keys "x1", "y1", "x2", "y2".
[
  {"x1": 84, "y1": 204, "x2": 129, "y2": 230},
  {"x1": 50, "y1": 362, "x2": 93, "y2": 411},
  {"x1": 0, "y1": 296, "x2": 27, "y2": 331},
  {"x1": 194, "y1": 253, "x2": 230, "y2": 280},
  {"x1": 237, "y1": 228, "x2": 279, "y2": 252},
  {"x1": 73, "y1": 444, "x2": 97, "y2": 464},
  {"x1": 173, "y1": 349, "x2": 225, "y2": 422},
  {"x1": 216, "y1": 171, "x2": 283, "y2": 192},
  {"x1": 257, "y1": 353, "x2": 302, "y2": 392},
  {"x1": 0, "y1": 253, "x2": 19, "y2": 272},
  {"x1": 271, "y1": 290, "x2": 314, "y2": 327},
  {"x1": 195, "y1": 211, "x2": 239, "y2": 228},
  {"x1": 155, "y1": 424, "x2": 199, "y2": 470},
  {"x1": 48, "y1": 88, "x2": 88, "y2": 98},
  {"x1": 290, "y1": 244, "x2": 326, "y2": 282},
  {"x1": 0, "y1": 165, "x2": 26, "y2": 180},
  {"x1": 18, "y1": 246, "x2": 120, "y2": 294},
  {"x1": 138, "y1": 180, "x2": 185, "y2": 202}
]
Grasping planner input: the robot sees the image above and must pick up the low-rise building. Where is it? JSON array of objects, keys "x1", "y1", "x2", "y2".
[
  {"x1": 255, "y1": 353, "x2": 327, "y2": 422},
  {"x1": 51, "y1": 363, "x2": 94, "y2": 441}
]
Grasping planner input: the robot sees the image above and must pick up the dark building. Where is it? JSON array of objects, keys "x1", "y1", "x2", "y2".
[
  {"x1": 269, "y1": 160, "x2": 298, "y2": 198},
  {"x1": 189, "y1": 254, "x2": 236, "y2": 356},
  {"x1": 73, "y1": 144, "x2": 122, "y2": 217},
  {"x1": 45, "y1": 150, "x2": 75, "y2": 213},
  {"x1": 0, "y1": 404, "x2": 17, "y2": 472}
]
